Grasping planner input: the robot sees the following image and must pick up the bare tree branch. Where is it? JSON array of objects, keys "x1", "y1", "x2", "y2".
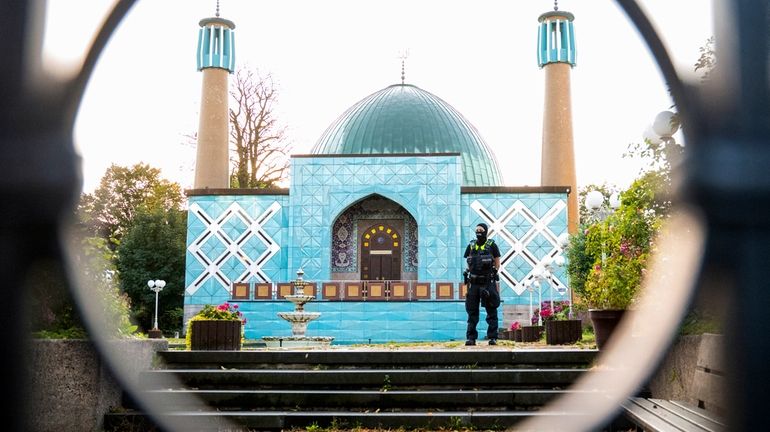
[{"x1": 228, "y1": 69, "x2": 291, "y2": 188}]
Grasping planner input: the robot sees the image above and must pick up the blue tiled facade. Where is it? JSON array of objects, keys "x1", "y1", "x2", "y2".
[{"x1": 184, "y1": 155, "x2": 568, "y2": 343}]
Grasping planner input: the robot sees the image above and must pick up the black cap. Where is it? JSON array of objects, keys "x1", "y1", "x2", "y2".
[{"x1": 476, "y1": 223, "x2": 488, "y2": 233}]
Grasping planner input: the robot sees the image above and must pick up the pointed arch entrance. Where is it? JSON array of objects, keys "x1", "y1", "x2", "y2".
[
  {"x1": 330, "y1": 194, "x2": 418, "y2": 281},
  {"x1": 361, "y1": 223, "x2": 401, "y2": 280}
]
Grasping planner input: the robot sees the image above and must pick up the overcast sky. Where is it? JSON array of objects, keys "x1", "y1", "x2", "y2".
[{"x1": 43, "y1": 0, "x2": 713, "y2": 193}]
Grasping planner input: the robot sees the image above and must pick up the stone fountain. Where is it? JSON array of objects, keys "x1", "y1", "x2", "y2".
[{"x1": 261, "y1": 269, "x2": 334, "y2": 348}]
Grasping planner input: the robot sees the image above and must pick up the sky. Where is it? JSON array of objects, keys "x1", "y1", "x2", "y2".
[{"x1": 43, "y1": 0, "x2": 713, "y2": 194}]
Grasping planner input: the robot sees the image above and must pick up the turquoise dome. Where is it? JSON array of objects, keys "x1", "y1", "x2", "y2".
[{"x1": 310, "y1": 84, "x2": 503, "y2": 186}]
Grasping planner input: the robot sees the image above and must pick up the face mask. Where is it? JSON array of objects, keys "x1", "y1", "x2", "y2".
[{"x1": 476, "y1": 232, "x2": 486, "y2": 242}]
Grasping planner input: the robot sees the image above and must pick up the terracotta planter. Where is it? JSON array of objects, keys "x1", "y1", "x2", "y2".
[
  {"x1": 545, "y1": 319, "x2": 582, "y2": 345},
  {"x1": 589, "y1": 309, "x2": 626, "y2": 350},
  {"x1": 520, "y1": 325, "x2": 544, "y2": 342},
  {"x1": 190, "y1": 320, "x2": 242, "y2": 350}
]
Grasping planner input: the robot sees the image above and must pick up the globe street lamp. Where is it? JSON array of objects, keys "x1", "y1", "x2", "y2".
[
  {"x1": 585, "y1": 190, "x2": 621, "y2": 223},
  {"x1": 524, "y1": 278, "x2": 542, "y2": 326},
  {"x1": 147, "y1": 279, "x2": 166, "y2": 338},
  {"x1": 643, "y1": 110, "x2": 680, "y2": 147},
  {"x1": 585, "y1": 191, "x2": 621, "y2": 268}
]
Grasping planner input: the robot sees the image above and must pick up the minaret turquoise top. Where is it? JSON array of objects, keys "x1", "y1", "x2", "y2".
[
  {"x1": 537, "y1": 10, "x2": 576, "y2": 67},
  {"x1": 196, "y1": 16, "x2": 236, "y2": 72}
]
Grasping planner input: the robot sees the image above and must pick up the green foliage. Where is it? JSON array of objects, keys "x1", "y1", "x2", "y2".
[
  {"x1": 79, "y1": 236, "x2": 139, "y2": 337},
  {"x1": 115, "y1": 207, "x2": 187, "y2": 334},
  {"x1": 566, "y1": 227, "x2": 593, "y2": 301},
  {"x1": 191, "y1": 303, "x2": 246, "y2": 321},
  {"x1": 694, "y1": 36, "x2": 716, "y2": 83},
  {"x1": 78, "y1": 163, "x2": 184, "y2": 246},
  {"x1": 27, "y1": 259, "x2": 86, "y2": 338},
  {"x1": 580, "y1": 175, "x2": 662, "y2": 309},
  {"x1": 680, "y1": 309, "x2": 722, "y2": 335},
  {"x1": 380, "y1": 374, "x2": 392, "y2": 392},
  {"x1": 31, "y1": 327, "x2": 88, "y2": 339},
  {"x1": 31, "y1": 234, "x2": 139, "y2": 339}
]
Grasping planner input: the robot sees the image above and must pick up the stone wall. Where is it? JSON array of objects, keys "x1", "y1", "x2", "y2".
[
  {"x1": 28, "y1": 339, "x2": 168, "y2": 432},
  {"x1": 648, "y1": 333, "x2": 724, "y2": 412}
]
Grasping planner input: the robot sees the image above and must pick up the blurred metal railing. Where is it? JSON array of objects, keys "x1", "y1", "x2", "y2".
[{"x1": 2, "y1": 1, "x2": 768, "y2": 431}]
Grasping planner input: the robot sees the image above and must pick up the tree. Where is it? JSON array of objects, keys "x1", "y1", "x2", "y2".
[
  {"x1": 229, "y1": 68, "x2": 291, "y2": 188},
  {"x1": 577, "y1": 173, "x2": 663, "y2": 309},
  {"x1": 694, "y1": 36, "x2": 716, "y2": 83},
  {"x1": 115, "y1": 207, "x2": 187, "y2": 334},
  {"x1": 79, "y1": 163, "x2": 185, "y2": 246},
  {"x1": 30, "y1": 234, "x2": 137, "y2": 339}
]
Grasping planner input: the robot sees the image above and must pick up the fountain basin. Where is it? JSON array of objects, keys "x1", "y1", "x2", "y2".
[
  {"x1": 277, "y1": 312, "x2": 321, "y2": 322},
  {"x1": 284, "y1": 295, "x2": 316, "y2": 304}
]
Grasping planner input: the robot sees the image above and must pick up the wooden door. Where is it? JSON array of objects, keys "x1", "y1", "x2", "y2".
[{"x1": 361, "y1": 223, "x2": 401, "y2": 281}]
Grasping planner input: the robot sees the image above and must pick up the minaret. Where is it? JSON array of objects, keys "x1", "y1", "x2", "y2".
[
  {"x1": 194, "y1": 2, "x2": 236, "y2": 189},
  {"x1": 538, "y1": 1, "x2": 578, "y2": 233}
]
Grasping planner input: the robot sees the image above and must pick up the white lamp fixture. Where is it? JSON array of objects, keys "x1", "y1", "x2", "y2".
[
  {"x1": 609, "y1": 192, "x2": 621, "y2": 209},
  {"x1": 585, "y1": 190, "x2": 604, "y2": 211},
  {"x1": 642, "y1": 124, "x2": 663, "y2": 144},
  {"x1": 652, "y1": 110, "x2": 679, "y2": 138},
  {"x1": 148, "y1": 279, "x2": 166, "y2": 333}
]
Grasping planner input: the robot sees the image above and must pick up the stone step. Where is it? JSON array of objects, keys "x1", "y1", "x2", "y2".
[
  {"x1": 104, "y1": 408, "x2": 593, "y2": 431},
  {"x1": 140, "y1": 388, "x2": 590, "y2": 410},
  {"x1": 156, "y1": 348, "x2": 597, "y2": 369},
  {"x1": 111, "y1": 349, "x2": 598, "y2": 431},
  {"x1": 139, "y1": 368, "x2": 587, "y2": 390}
]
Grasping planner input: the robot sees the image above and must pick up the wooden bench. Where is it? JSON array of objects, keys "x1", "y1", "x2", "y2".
[{"x1": 622, "y1": 334, "x2": 726, "y2": 431}]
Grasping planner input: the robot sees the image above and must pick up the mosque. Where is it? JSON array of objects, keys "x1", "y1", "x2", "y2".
[{"x1": 184, "y1": 4, "x2": 578, "y2": 343}]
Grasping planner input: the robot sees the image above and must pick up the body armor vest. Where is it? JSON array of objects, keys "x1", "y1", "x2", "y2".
[{"x1": 467, "y1": 239, "x2": 495, "y2": 283}]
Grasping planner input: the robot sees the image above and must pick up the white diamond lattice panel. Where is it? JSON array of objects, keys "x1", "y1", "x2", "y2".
[
  {"x1": 186, "y1": 201, "x2": 281, "y2": 295},
  {"x1": 471, "y1": 199, "x2": 567, "y2": 295}
]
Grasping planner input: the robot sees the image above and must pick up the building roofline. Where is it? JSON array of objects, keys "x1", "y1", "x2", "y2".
[
  {"x1": 291, "y1": 152, "x2": 462, "y2": 158},
  {"x1": 185, "y1": 188, "x2": 289, "y2": 197}
]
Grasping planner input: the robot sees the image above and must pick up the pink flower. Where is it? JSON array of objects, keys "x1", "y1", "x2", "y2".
[
  {"x1": 232, "y1": 304, "x2": 239, "y2": 309},
  {"x1": 510, "y1": 322, "x2": 521, "y2": 331}
]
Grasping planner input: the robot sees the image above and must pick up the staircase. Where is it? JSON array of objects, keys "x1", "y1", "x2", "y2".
[{"x1": 105, "y1": 348, "x2": 598, "y2": 431}]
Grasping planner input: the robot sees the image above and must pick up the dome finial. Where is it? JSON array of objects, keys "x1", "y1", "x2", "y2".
[
  {"x1": 554, "y1": 0, "x2": 559, "y2": 11},
  {"x1": 398, "y1": 49, "x2": 409, "y2": 85},
  {"x1": 216, "y1": 0, "x2": 220, "y2": 17}
]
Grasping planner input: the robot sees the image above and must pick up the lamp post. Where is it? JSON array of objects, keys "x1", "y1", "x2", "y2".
[
  {"x1": 585, "y1": 190, "x2": 621, "y2": 223},
  {"x1": 532, "y1": 238, "x2": 569, "y2": 325},
  {"x1": 585, "y1": 190, "x2": 621, "y2": 268},
  {"x1": 147, "y1": 279, "x2": 166, "y2": 338}
]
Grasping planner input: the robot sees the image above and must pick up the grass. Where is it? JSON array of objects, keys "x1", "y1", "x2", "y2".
[{"x1": 162, "y1": 330, "x2": 599, "y2": 351}]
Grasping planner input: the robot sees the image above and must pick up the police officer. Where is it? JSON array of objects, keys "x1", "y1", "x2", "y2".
[{"x1": 463, "y1": 223, "x2": 501, "y2": 346}]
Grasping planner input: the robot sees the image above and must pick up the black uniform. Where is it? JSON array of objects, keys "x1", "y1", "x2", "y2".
[{"x1": 463, "y1": 238, "x2": 501, "y2": 342}]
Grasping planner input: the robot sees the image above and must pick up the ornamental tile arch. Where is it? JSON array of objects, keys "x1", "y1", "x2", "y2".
[{"x1": 289, "y1": 154, "x2": 463, "y2": 283}]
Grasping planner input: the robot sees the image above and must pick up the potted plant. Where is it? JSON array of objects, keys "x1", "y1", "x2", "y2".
[
  {"x1": 510, "y1": 321, "x2": 523, "y2": 342},
  {"x1": 568, "y1": 175, "x2": 662, "y2": 349},
  {"x1": 186, "y1": 302, "x2": 247, "y2": 350},
  {"x1": 535, "y1": 301, "x2": 582, "y2": 345},
  {"x1": 519, "y1": 313, "x2": 545, "y2": 342}
]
